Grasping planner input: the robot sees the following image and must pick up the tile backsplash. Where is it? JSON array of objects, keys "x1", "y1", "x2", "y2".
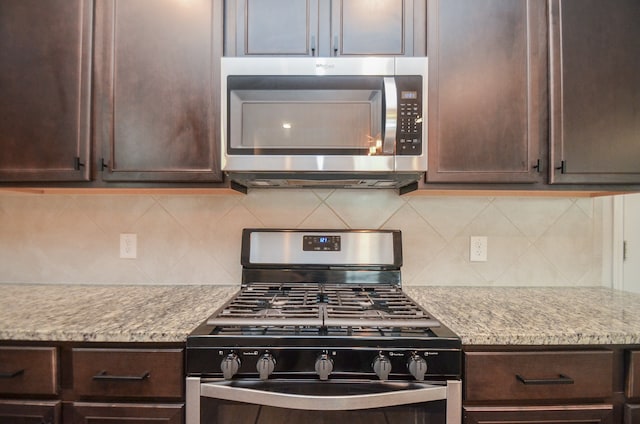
[{"x1": 0, "y1": 190, "x2": 608, "y2": 287}]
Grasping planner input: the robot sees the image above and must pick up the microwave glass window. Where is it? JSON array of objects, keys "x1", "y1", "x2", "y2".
[{"x1": 229, "y1": 88, "x2": 383, "y2": 154}]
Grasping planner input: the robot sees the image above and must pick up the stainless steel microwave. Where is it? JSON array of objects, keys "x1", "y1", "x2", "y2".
[{"x1": 221, "y1": 57, "x2": 427, "y2": 192}]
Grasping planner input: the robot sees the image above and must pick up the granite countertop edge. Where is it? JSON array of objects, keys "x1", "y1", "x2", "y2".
[{"x1": 2, "y1": 284, "x2": 640, "y2": 346}]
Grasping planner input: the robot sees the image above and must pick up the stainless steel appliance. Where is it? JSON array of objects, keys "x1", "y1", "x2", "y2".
[
  {"x1": 221, "y1": 57, "x2": 427, "y2": 193},
  {"x1": 186, "y1": 229, "x2": 461, "y2": 424}
]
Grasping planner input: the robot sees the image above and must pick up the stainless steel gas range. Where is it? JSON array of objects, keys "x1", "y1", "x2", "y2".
[{"x1": 186, "y1": 229, "x2": 461, "y2": 424}]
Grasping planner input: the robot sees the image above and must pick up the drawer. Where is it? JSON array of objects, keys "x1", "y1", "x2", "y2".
[
  {"x1": 628, "y1": 350, "x2": 640, "y2": 399},
  {"x1": 0, "y1": 346, "x2": 58, "y2": 395},
  {"x1": 72, "y1": 348, "x2": 183, "y2": 399},
  {"x1": 465, "y1": 350, "x2": 613, "y2": 402}
]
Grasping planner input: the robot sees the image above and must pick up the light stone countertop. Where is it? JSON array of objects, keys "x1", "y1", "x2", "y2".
[
  {"x1": 2, "y1": 284, "x2": 640, "y2": 346},
  {"x1": 0, "y1": 284, "x2": 238, "y2": 342},
  {"x1": 404, "y1": 286, "x2": 640, "y2": 345}
]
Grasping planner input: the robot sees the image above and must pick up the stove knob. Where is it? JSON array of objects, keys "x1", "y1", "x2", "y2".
[
  {"x1": 257, "y1": 353, "x2": 276, "y2": 380},
  {"x1": 372, "y1": 354, "x2": 392, "y2": 381},
  {"x1": 315, "y1": 353, "x2": 334, "y2": 381},
  {"x1": 407, "y1": 354, "x2": 427, "y2": 381},
  {"x1": 220, "y1": 353, "x2": 240, "y2": 380}
]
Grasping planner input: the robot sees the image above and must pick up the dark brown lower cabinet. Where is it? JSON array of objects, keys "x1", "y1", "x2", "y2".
[
  {"x1": 626, "y1": 404, "x2": 640, "y2": 424},
  {"x1": 0, "y1": 400, "x2": 61, "y2": 424},
  {"x1": 70, "y1": 402, "x2": 183, "y2": 424},
  {"x1": 464, "y1": 404, "x2": 614, "y2": 424}
]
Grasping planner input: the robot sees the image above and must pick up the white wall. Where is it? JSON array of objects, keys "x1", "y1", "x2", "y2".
[
  {"x1": 0, "y1": 190, "x2": 609, "y2": 287},
  {"x1": 624, "y1": 193, "x2": 640, "y2": 293}
]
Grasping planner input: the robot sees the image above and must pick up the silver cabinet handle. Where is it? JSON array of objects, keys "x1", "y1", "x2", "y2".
[{"x1": 200, "y1": 380, "x2": 447, "y2": 411}]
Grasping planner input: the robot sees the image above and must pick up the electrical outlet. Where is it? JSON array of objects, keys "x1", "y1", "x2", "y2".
[
  {"x1": 470, "y1": 236, "x2": 488, "y2": 262},
  {"x1": 120, "y1": 233, "x2": 137, "y2": 259}
]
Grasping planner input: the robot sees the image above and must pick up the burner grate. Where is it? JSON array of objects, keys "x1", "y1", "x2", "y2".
[{"x1": 207, "y1": 282, "x2": 440, "y2": 329}]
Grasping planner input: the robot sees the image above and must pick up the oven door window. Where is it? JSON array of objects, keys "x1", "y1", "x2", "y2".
[
  {"x1": 227, "y1": 76, "x2": 384, "y2": 155},
  {"x1": 198, "y1": 379, "x2": 452, "y2": 424}
]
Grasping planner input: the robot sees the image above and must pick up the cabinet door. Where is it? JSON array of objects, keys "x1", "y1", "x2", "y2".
[
  {"x1": 330, "y1": 0, "x2": 423, "y2": 56},
  {"x1": 226, "y1": 0, "x2": 423, "y2": 57},
  {"x1": 71, "y1": 348, "x2": 183, "y2": 399},
  {"x1": 71, "y1": 402, "x2": 183, "y2": 424},
  {"x1": 0, "y1": 0, "x2": 92, "y2": 182},
  {"x1": 0, "y1": 400, "x2": 61, "y2": 424},
  {"x1": 427, "y1": 0, "x2": 547, "y2": 183},
  {"x1": 627, "y1": 404, "x2": 640, "y2": 424},
  {"x1": 464, "y1": 405, "x2": 614, "y2": 424},
  {"x1": 549, "y1": 0, "x2": 640, "y2": 184},
  {"x1": 226, "y1": 0, "x2": 320, "y2": 56},
  {"x1": 94, "y1": 0, "x2": 223, "y2": 182}
]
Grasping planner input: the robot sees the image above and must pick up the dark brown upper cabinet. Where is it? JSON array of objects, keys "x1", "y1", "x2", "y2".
[
  {"x1": 427, "y1": 0, "x2": 547, "y2": 183},
  {"x1": 0, "y1": 0, "x2": 92, "y2": 182},
  {"x1": 94, "y1": 0, "x2": 223, "y2": 182},
  {"x1": 549, "y1": 0, "x2": 640, "y2": 184},
  {"x1": 225, "y1": 0, "x2": 425, "y2": 57}
]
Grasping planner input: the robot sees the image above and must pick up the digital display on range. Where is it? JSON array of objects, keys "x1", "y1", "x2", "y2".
[{"x1": 303, "y1": 235, "x2": 341, "y2": 251}]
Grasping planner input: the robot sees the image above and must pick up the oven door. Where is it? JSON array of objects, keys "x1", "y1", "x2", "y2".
[{"x1": 186, "y1": 377, "x2": 461, "y2": 424}]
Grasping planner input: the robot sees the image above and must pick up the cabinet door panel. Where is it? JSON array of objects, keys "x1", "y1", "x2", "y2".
[
  {"x1": 72, "y1": 348, "x2": 183, "y2": 399},
  {"x1": 332, "y1": 0, "x2": 416, "y2": 56},
  {"x1": 0, "y1": 347, "x2": 58, "y2": 396},
  {"x1": 549, "y1": 0, "x2": 640, "y2": 183},
  {"x1": 464, "y1": 404, "x2": 614, "y2": 424},
  {"x1": 627, "y1": 404, "x2": 640, "y2": 424},
  {"x1": 427, "y1": 0, "x2": 546, "y2": 183},
  {"x1": 233, "y1": 0, "x2": 319, "y2": 56},
  {"x1": 71, "y1": 402, "x2": 183, "y2": 424},
  {"x1": 465, "y1": 350, "x2": 613, "y2": 402},
  {"x1": 629, "y1": 351, "x2": 640, "y2": 399},
  {"x1": 94, "y1": 0, "x2": 222, "y2": 182},
  {"x1": 0, "y1": 0, "x2": 91, "y2": 182},
  {"x1": 0, "y1": 400, "x2": 61, "y2": 424}
]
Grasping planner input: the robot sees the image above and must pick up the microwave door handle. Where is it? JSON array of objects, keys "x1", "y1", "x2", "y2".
[
  {"x1": 199, "y1": 381, "x2": 449, "y2": 411},
  {"x1": 383, "y1": 77, "x2": 398, "y2": 155}
]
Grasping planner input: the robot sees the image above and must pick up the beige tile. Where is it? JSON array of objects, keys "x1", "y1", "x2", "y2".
[
  {"x1": 496, "y1": 245, "x2": 563, "y2": 285},
  {"x1": 535, "y1": 204, "x2": 596, "y2": 283},
  {"x1": 493, "y1": 197, "x2": 574, "y2": 241},
  {"x1": 409, "y1": 196, "x2": 491, "y2": 241},
  {"x1": 462, "y1": 204, "x2": 525, "y2": 237},
  {"x1": 73, "y1": 194, "x2": 156, "y2": 234},
  {"x1": 156, "y1": 194, "x2": 241, "y2": 241},
  {"x1": 299, "y1": 204, "x2": 348, "y2": 229},
  {"x1": 241, "y1": 189, "x2": 322, "y2": 227},
  {"x1": 325, "y1": 190, "x2": 405, "y2": 229},
  {"x1": 155, "y1": 240, "x2": 234, "y2": 285},
  {"x1": 382, "y1": 204, "x2": 446, "y2": 284},
  {"x1": 468, "y1": 236, "x2": 531, "y2": 282},
  {"x1": 129, "y1": 203, "x2": 195, "y2": 281},
  {"x1": 204, "y1": 203, "x2": 263, "y2": 282},
  {"x1": 411, "y1": 244, "x2": 486, "y2": 286}
]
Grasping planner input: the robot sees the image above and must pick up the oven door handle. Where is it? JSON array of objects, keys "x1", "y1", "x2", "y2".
[
  {"x1": 199, "y1": 380, "x2": 449, "y2": 411},
  {"x1": 382, "y1": 77, "x2": 398, "y2": 155}
]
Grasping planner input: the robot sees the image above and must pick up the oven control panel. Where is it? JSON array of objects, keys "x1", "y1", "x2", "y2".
[
  {"x1": 187, "y1": 346, "x2": 460, "y2": 381},
  {"x1": 303, "y1": 235, "x2": 341, "y2": 252}
]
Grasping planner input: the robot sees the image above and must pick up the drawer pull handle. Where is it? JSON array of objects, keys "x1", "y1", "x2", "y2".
[
  {"x1": 516, "y1": 374, "x2": 574, "y2": 385},
  {"x1": 93, "y1": 370, "x2": 150, "y2": 381},
  {"x1": 0, "y1": 369, "x2": 24, "y2": 379}
]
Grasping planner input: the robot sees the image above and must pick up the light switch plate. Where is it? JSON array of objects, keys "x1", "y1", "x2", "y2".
[{"x1": 120, "y1": 233, "x2": 137, "y2": 259}]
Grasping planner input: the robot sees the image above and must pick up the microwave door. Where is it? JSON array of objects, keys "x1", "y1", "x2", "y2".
[{"x1": 225, "y1": 76, "x2": 393, "y2": 172}]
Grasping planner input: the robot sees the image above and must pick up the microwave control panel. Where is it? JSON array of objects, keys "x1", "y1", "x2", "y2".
[{"x1": 396, "y1": 76, "x2": 423, "y2": 156}]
